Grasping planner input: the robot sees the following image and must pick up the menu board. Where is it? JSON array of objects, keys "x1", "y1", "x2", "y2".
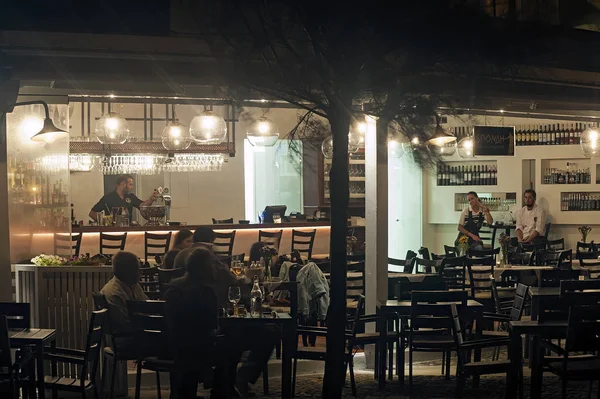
[{"x1": 473, "y1": 126, "x2": 515, "y2": 156}]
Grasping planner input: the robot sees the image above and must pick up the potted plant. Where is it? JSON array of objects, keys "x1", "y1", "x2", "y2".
[
  {"x1": 578, "y1": 225, "x2": 592, "y2": 243},
  {"x1": 498, "y1": 233, "x2": 511, "y2": 267},
  {"x1": 30, "y1": 254, "x2": 66, "y2": 266},
  {"x1": 456, "y1": 235, "x2": 469, "y2": 257}
]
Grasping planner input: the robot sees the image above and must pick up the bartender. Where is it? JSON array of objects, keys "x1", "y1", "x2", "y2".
[
  {"x1": 456, "y1": 191, "x2": 493, "y2": 250},
  {"x1": 89, "y1": 174, "x2": 158, "y2": 222}
]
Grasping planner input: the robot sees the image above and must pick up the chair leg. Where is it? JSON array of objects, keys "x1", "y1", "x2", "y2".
[
  {"x1": 441, "y1": 352, "x2": 445, "y2": 375},
  {"x1": 109, "y1": 357, "x2": 117, "y2": 399},
  {"x1": 388, "y1": 341, "x2": 393, "y2": 380},
  {"x1": 597, "y1": 380, "x2": 600, "y2": 399},
  {"x1": 409, "y1": 347, "x2": 413, "y2": 392},
  {"x1": 349, "y1": 359, "x2": 357, "y2": 397},
  {"x1": 395, "y1": 338, "x2": 401, "y2": 377},
  {"x1": 276, "y1": 341, "x2": 282, "y2": 359},
  {"x1": 135, "y1": 361, "x2": 142, "y2": 399},
  {"x1": 446, "y1": 351, "x2": 452, "y2": 380},
  {"x1": 374, "y1": 343, "x2": 379, "y2": 379},
  {"x1": 292, "y1": 357, "x2": 297, "y2": 398},
  {"x1": 156, "y1": 371, "x2": 161, "y2": 399},
  {"x1": 263, "y1": 364, "x2": 269, "y2": 395}
]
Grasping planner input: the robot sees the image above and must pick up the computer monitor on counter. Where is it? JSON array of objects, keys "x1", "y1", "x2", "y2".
[{"x1": 261, "y1": 205, "x2": 287, "y2": 223}]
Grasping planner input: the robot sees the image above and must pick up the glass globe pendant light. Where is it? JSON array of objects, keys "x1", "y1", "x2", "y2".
[
  {"x1": 581, "y1": 124, "x2": 600, "y2": 157},
  {"x1": 247, "y1": 117, "x2": 279, "y2": 147},
  {"x1": 161, "y1": 121, "x2": 191, "y2": 151},
  {"x1": 189, "y1": 105, "x2": 228, "y2": 144},
  {"x1": 387, "y1": 139, "x2": 405, "y2": 159},
  {"x1": 457, "y1": 136, "x2": 475, "y2": 159},
  {"x1": 321, "y1": 136, "x2": 334, "y2": 159},
  {"x1": 95, "y1": 112, "x2": 129, "y2": 145}
]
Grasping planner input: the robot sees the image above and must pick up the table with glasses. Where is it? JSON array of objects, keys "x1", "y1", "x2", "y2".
[
  {"x1": 219, "y1": 313, "x2": 296, "y2": 399},
  {"x1": 9, "y1": 328, "x2": 57, "y2": 399},
  {"x1": 377, "y1": 299, "x2": 484, "y2": 388}
]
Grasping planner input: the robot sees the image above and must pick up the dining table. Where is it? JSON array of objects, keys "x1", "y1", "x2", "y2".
[
  {"x1": 9, "y1": 328, "x2": 57, "y2": 399},
  {"x1": 219, "y1": 312, "x2": 296, "y2": 399},
  {"x1": 377, "y1": 298, "x2": 484, "y2": 388}
]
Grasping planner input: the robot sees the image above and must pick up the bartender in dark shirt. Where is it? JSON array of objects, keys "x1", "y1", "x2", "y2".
[{"x1": 89, "y1": 174, "x2": 158, "y2": 222}]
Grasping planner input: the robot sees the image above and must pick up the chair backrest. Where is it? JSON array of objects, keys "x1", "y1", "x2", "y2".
[
  {"x1": 450, "y1": 303, "x2": 466, "y2": 347},
  {"x1": 418, "y1": 247, "x2": 431, "y2": 260},
  {"x1": 439, "y1": 256, "x2": 466, "y2": 290},
  {"x1": 258, "y1": 230, "x2": 283, "y2": 250},
  {"x1": 395, "y1": 275, "x2": 446, "y2": 300},
  {"x1": 388, "y1": 257, "x2": 415, "y2": 273},
  {"x1": 157, "y1": 267, "x2": 186, "y2": 293},
  {"x1": 509, "y1": 283, "x2": 529, "y2": 321},
  {"x1": 509, "y1": 251, "x2": 531, "y2": 265},
  {"x1": 468, "y1": 247, "x2": 500, "y2": 266},
  {"x1": 347, "y1": 262, "x2": 365, "y2": 302},
  {"x1": 92, "y1": 292, "x2": 108, "y2": 310},
  {"x1": 54, "y1": 233, "x2": 82, "y2": 257},
  {"x1": 127, "y1": 300, "x2": 169, "y2": 358},
  {"x1": 405, "y1": 250, "x2": 418, "y2": 260},
  {"x1": 560, "y1": 280, "x2": 600, "y2": 305},
  {"x1": 415, "y1": 258, "x2": 438, "y2": 274},
  {"x1": 444, "y1": 245, "x2": 457, "y2": 257},
  {"x1": 547, "y1": 238, "x2": 565, "y2": 251},
  {"x1": 577, "y1": 249, "x2": 600, "y2": 267},
  {"x1": 538, "y1": 269, "x2": 580, "y2": 288},
  {"x1": 0, "y1": 302, "x2": 30, "y2": 329},
  {"x1": 212, "y1": 218, "x2": 234, "y2": 224},
  {"x1": 478, "y1": 224, "x2": 494, "y2": 248},
  {"x1": 564, "y1": 304, "x2": 600, "y2": 353},
  {"x1": 212, "y1": 230, "x2": 236, "y2": 259},
  {"x1": 466, "y1": 263, "x2": 495, "y2": 298},
  {"x1": 291, "y1": 229, "x2": 316, "y2": 259},
  {"x1": 81, "y1": 308, "x2": 107, "y2": 384},
  {"x1": 99, "y1": 232, "x2": 127, "y2": 255},
  {"x1": 144, "y1": 232, "x2": 172, "y2": 261},
  {"x1": 576, "y1": 241, "x2": 597, "y2": 255},
  {"x1": 138, "y1": 267, "x2": 160, "y2": 298},
  {"x1": 410, "y1": 291, "x2": 466, "y2": 332},
  {"x1": 0, "y1": 315, "x2": 14, "y2": 389}
]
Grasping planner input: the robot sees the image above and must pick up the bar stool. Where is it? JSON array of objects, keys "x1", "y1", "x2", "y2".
[
  {"x1": 144, "y1": 232, "x2": 172, "y2": 263},
  {"x1": 212, "y1": 218, "x2": 234, "y2": 224},
  {"x1": 99, "y1": 232, "x2": 127, "y2": 255},
  {"x1": 54, "y1": 233, "x2": 82, "y2": 257},
  {"x1": 213, "y1": 231, "x2": 236, "y2": 259},
  {"x1": 258, "y1": 229, "x2": 283, "y2": 251},
  {"x1": 291, "y1": 229, "x2": 316, "y2": 259}
]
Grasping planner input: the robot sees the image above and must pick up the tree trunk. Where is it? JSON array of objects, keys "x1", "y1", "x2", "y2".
[{"x1": 322, "y1": 103, "x2": 351, "y2": 399}]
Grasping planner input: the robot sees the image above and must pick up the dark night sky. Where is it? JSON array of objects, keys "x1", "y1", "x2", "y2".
[{"x1": 0, "y1": 0, "x2": 171, "y2": 35}]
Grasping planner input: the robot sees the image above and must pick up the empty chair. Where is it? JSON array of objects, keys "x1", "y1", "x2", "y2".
[
  {"x1": 388, "y1": 257, "x2": 415, "y2": 273},
  {"x1": 466, "y1": 262, "x2": 495, "y2": 299},
  {"x1": 531, "y1": 249, "x2": 562, "y2": 267},
  {"x1": 418, "y1": 247, "x2": 431, "y2": 260},
  {"x1": 144, "y1": 232, "x2": 172, "y2": 263},
  {"x1": 415, "y1": 258, "x2": 438, "y2": 274},
  {"x1": 468, "y1": 247, "x2": 500, "y2": 266},
  {"x1": 212, "y1": 230, "x2": 236, "y2": 259},
  {"x1": 444, "y1": 245, "x2": 457, "y2": 257},
  {"x1": 291, "y1": 229, "x2": 317, "y2": 259},
  {"x1": 259, "y1": 230, "x2": 283, "y2": 251},
  {"x1": 547, "y1": 238, "x2": 565, "y2": 251},
  {"x1": 439, "y1": 256, "x2": 467, "y2": 290},
  {"x1": 54, "y1": 233, "x2": 82, "y2": 257},
  {"x1": 395, "y1": 276, "x2": 446, "y2": 300},
  {"x1": 0, "y1": 314, "x2": 36, "y2": 399},
  {"x1": 0, "y1": 303, "x2": 30, "y2": 329},
  {"x1": 100, "y1": 232, "x2": 127, "y2": 255},
  {"x1": 477, "y1": 224, "x2": 496, "y2": 249},
  {"x1": 212, "y1": 218, "x2": 234, "y2": 224},
  {"x1": 538, "y1": 269, "x2": 581, "y2": 288},
  {"x1": 520, "y1": 241, "x2": 547, "y2": 253},
  {"x1": 576, "y1": 241, "x2": 597, "y2": 254},
  {"x1": 347, "y1": 262, "x2": 365, "y2": 308}
]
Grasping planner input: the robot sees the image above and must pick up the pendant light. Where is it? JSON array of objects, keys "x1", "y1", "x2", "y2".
[
  {"x1": 189, "y1": 105, "x2": 228, "y2": 144},
  {"x1": 95, "y1": 112, "x2": 130, "y2": 145},
  {"x1": 581, "y1": 124, "x2": 600, "y2": 157},
  {"x1": 427, "y1": 117, "x2": 457, "y2": 146},
  {"x1": 247, "y1": 117, "x2": 279, "y2": 147},
  {"x1": 161, "y1": 121, "x2": 191, "y2": 151},
  {"x1": 457, "y1": 136, "x2": 475, "y2": 159}
]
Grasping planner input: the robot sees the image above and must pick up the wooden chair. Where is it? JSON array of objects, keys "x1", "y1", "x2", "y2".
[
  {"x1": 0, "y1": 314, "x2": 37, "y2": 399},
  {"x1": 444, "y1": 245, "x2": 457, "y2": 257},
  {"x1": 418, "y1": 246, "x2": 431, "y2": 260},
  {"x1": 144, "y1": 232, "x2": 172, "y2": 263},
  {"x1": 395, "y1": 276, "x2": 446, "y2": 300},
  {"x1": 212, "y1": 218, "x2": 234, "y2": 224},
  {"x1": 139, "y1": 267, "x2": 161, "y2": 299},
  {"x1": 468, "y1": 247, "x2": 500, "y2": 266},
  {"x1": 439, "y1": 256, "x2": 467, "y2": 290},
  {"x1": 409, "y1": 291, "x2": 467, "y2": 390},
  {"x1": 293, "y1": 296, "x2": 362, "y2": 397},
  {"x1": 388, "y1": 257, "x2": 415, "y2": 273},
  {"x1": 259, "y1": 230, "x2": 283, "y2": 251},
  {"x1": 212, "y1": 230, "x2": 236, "y2": 259},
  {"x1": 531, "y1": 249, "x2": 561, "y2": 267},
  {"x1": 291, "y1": 229, "x2": 316, "y2": 259},
  {"x1": 478, "y1": 224, "x2": 496, "y2": 249},
  {"x1": 521, "y1": 241, "x2": 547, "y2": 253},
  {"x1": 347, "y1": 261, "x2": 365, "y2": 308},
  {"x1": 538, "y1": 269, "x2": 580, "y2": 288},
  {"x1": 576, "y1": 241, "x2": 597, "y2": 255},
  {"x1": 0, "y1": 303, "x2": 30, "y2": 329},
  {"x1": 157, "y1": 267, "x2": 186, "y2": 294},
  {"x1": 99, "y1": 232, "x2": 127, "y2": 255},
  {"x1": 54, "y1": 233, "x2": 82, "y2": 257},
  {"x1": 451, "y1": 304, "x2": 523, "y2": 399},
  {"x1": 43, "y1": 308, "x2": 107, "y2": 399},
  {"x1": 577, "y1": 250, "x2": 600, "y2": 279},
  {"x1": 547, "y1": 238, "x2": 565, "y2": 251},
  {"x1": 466, "y1": 261, "x2": 495, "y2": 300},
  {"x1": 415, "y1": 258, "x2": 438, "y2": 274},
  {"x1": 127, "y1": 300, "x2": 174, "y2": 399}
]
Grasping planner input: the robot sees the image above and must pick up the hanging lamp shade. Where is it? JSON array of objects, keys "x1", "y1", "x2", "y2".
[
  {"x1": 581, "y1": 125, "x2": 600, "y2": 157},
  {"x1": 189, "y1": 110, "x2": 227, "y2": 144},
  {"x1": 30, "y1": 117, "x2": 68, "y2": 143},
  {"x1": 321, "y1": 136, "x2": 334, "y2": 159},
  {"x1": 95, "y1": 112, "x2": 129, "y2": 145},
  {"x1": 247, "y1": 117, "x2": 279, "y2": 147},
  {"x1": 161, "y1": 121, "x2": 191, "y2": 151},
  {"x1": 427, "y1": 124, "x2": 456, "y2": 146}
]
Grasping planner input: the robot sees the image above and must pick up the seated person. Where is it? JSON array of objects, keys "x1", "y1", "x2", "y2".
[
  {"x1": 456, "y1": 191, "x2": 492, "y2": 251},
  {"x1": 165, "y1": 248, "x2": 226, "y2": 398},
  {"x1": 100, "y1": 251, "x2": 148, "y2": 347},
  {"x1": 172, "y1": 227, "x2": 215, "y2": 269},
  {"x1": 163, "y1": 229, "x2": 194, "y2": 269},
  {"x1": 516, "y1": 189, "x2": 547, "y2": 245}
]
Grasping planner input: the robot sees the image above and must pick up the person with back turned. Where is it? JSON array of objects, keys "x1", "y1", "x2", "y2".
[{"x1": 89, "y1": 174, "x2": 158, "y2": 223}]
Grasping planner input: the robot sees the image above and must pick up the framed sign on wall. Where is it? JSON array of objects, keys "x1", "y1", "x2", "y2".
[{"x1": 473, "y1": 126, "x2": 515, "y2": 156}]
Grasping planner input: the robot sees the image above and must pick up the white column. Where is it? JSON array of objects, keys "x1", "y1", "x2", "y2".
[{"x1": 364, "y1": 115, "x2": 389, "y2": 367}]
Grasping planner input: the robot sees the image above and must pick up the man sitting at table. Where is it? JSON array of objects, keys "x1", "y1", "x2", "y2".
[
  {"x1": 100, "y1": 251, "x2": 148, "y2": 345},
  {"x1": 516, "y1": 189, "x2": 547, "y2": 246}
]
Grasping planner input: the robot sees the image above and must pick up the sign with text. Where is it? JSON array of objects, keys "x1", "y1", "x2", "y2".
[{"x1": 473, "y1": 126, "x2": 515, "y2": 156}]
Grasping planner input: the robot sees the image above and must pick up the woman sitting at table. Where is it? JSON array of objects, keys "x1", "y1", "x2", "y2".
[
  {"x1": 456, "y1": 191, "x2": 493, "y2": 250},
  {"x1": 163, "y1": 229, "x2": 194, "y2": 269}
]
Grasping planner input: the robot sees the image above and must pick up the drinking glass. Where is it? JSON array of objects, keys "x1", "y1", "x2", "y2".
[
  {"x1": 231, "y1": 262, "x2": 243, "y2": 276},
  {"x1": 228, "y1": 286, "x2": 241, "y2": 316}
]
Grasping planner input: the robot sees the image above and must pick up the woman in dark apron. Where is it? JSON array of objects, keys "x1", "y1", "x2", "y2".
[{"x1": 456, "y1": 191, "x2": 493, "y2": 250}]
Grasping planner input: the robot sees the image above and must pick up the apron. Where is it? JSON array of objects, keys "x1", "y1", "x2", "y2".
[{"x1": 455, "y1": 210, "x2": 484, "y2": 247}]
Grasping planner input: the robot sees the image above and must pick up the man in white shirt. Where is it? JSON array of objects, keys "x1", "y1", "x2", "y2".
[{"x1": 516, "y1": 189, "x2": 547, "y2": 244}]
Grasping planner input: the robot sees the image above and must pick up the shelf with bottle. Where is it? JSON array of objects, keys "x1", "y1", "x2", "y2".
[
  {"x1": 560, "y1": 192, "x2": 600, "y2": 211},
  {"x1": 324, "y1": 163, "x2": 365, "y2": 178},
  {"x1": 542, "y1": 160, "x2": 591, "y2": 184},
  {"x1": 515, "y1": 123, "x2": 589, "y2": 147},
  {"x1": 437, "y1": 162, "x2": 498, "y2": 186},
  {"x1": 9, "y1": 160, "x2": 69, "y2": 207},
  {"x1": 454, "y1": 192, "x2": 517, "y2": 212}
]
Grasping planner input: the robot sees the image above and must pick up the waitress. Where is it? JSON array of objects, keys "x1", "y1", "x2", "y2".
[
  {"x1": 456, "y1": 191, "x2": 493, "y2": 250},
  {"x1": 88, "y1": 174, "x2": 158, "y2": 223}
]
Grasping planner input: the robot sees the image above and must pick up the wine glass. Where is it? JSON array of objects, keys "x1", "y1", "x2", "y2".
[
  {"x1": 228, "y1": 286, "x2": 241, "y2": 316},
  {"x1": 231, "y1": 261, "x2": 244, "y2": 277}
]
